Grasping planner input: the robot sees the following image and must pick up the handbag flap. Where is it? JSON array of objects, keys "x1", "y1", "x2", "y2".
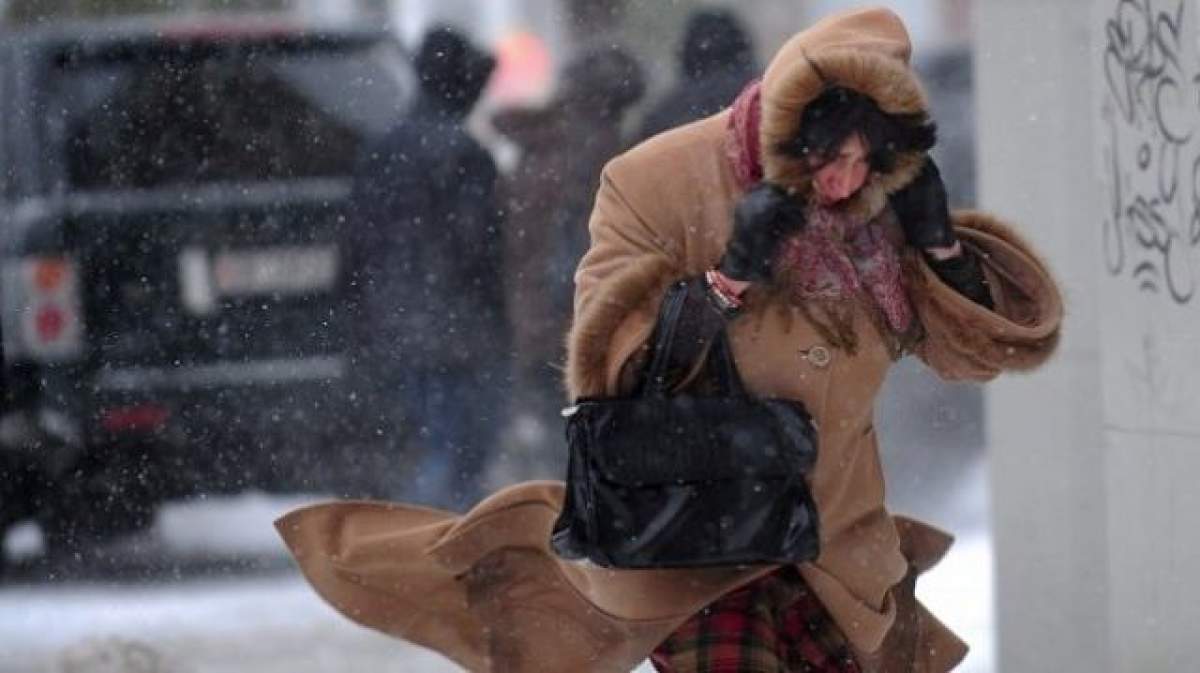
[{"x1": 571, "y1": 395, "x2": 816, "y2": 486}]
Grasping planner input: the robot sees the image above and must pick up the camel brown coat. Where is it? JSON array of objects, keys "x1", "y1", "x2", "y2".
[{"x1": 277, "y1": 7, "x2": 1062, "y2": 672}]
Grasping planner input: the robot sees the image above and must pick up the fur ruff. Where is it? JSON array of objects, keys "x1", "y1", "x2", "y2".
[
  {"x1": 565, "y1": 255, "x2": 679, "y2": 398},
  {"x1": 907, "y1": 210, "x2": 1062, "y2": 379}
]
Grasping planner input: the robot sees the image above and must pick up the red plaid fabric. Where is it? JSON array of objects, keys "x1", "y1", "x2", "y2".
[{"x1": 650, "y1": 568, "x2": 861, "y2": 673}]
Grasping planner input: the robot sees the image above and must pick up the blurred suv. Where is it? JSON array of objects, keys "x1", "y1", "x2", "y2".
[{"x1": 0, "y1": 14, "x2": 414, "y2": 560}]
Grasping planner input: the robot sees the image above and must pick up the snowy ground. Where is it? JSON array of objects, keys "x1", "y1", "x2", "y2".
[{"x1": 0, "y1": 464, "x2": 993, "y2": 673}]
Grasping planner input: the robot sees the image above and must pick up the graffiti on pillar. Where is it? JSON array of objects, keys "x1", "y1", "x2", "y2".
[{"x1": 1100, "y1": 0, "x2": 1200, "y2": 304}]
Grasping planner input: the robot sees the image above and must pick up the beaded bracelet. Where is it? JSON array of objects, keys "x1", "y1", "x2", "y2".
[{"x1": 704, "y1": 269, "x2": 744, "y2": 316}]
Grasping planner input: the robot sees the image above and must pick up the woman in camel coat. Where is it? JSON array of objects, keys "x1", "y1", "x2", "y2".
[{"x1": 276, "y1": 7, "x2": 1062, "y2": 672}]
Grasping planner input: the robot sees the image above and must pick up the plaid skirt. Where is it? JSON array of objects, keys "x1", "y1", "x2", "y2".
[{"x1": 650, "y1": 568, "x2": 861, "y2": 673}]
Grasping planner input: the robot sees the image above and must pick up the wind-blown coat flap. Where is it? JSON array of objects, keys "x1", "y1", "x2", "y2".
[
  {"x1": 276, "y1": 482, "x2": 773, "y2": 673},
  {"x1": 275, "y1": 501, "x2": 489, "y2": 671},
  {"x1": 276, "y1": 483, "x2": 963, "y2": 673}
]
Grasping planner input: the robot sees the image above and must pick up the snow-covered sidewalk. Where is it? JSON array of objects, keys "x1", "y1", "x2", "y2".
[{"x1": 2, "y1": 573, "x2": 464, "y2": 673}]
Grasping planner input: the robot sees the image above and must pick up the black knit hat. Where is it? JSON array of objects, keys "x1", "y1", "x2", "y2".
[
  {"x1": 415, "y1": 26, "x2": 496, "y2": 112},
  {"x1": 559, "y1": 45, "x2": 646, "y2": 118},
  {"x1": 680, "y1": 9, "x2": 755, "y2": 80}
]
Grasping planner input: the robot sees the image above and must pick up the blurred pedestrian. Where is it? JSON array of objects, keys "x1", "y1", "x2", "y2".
[
  {"x1": 349, "y1": 26, "x2": 506, "y2": 511},
  {"x1": 637, "y1": 7, "x2": 758, "y2": 140},
  {"x1": 489, "y1": 44, "x2": 645, "y2": 485}
]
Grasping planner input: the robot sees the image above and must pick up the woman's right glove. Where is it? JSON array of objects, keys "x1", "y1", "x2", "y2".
[
  {"x1": 891, "y1": 159, "x2": 995, "y2": 309},
  {"x1": 888, "y1": 159, "x2": 956, "y2": 250},
  {"x1": 717, "y1": 183, "x2": 807, "y2": 282}
]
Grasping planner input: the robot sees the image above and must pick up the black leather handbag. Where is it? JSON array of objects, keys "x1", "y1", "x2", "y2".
[{"x1": 550, "y1": 282, "x2": 821, "y2": 569}]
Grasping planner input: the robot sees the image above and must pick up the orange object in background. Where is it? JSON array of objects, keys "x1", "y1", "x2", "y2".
[
  {"x1": 32, "y1": 258, "x2": 68, "y2": 292},
  {"x1": 488, "y1": 29, "x2": 553, "y2": 106}
]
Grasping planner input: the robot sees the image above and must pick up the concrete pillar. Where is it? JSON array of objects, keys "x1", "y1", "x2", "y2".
[
  {"x1": 974, "y1": 2, "x2": 1110, "y2": 672},
  {"x1": 1089, "y1": 0, "x2": 1200, "y2": 667},
  {"x1": 980, "y1": 0, "x2": 1200, "y2": 670}
]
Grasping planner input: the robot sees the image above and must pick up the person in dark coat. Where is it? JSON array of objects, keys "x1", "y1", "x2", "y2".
[
  {"x1": 349, "y1": 26, "x2": 505, "y2": 511},
  {"x1": 637, "y1": 8, "x2": 759, "y2": 140},
  {"x1": 489, "y1": 44, "x2": 645, "y2": 485}
]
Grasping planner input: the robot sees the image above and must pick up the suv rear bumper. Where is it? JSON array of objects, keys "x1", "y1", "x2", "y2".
[
  {"x1": 93, "y1": 355, "x2": 346, "y2": 392},
  {"x1": 81, "y1": 355, "x2": 402, "y2": 495}
]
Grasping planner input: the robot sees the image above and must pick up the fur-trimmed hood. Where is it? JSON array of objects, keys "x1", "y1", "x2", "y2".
[{"x1": 758, "y1": 6, "x2": 929, "y2": 222}]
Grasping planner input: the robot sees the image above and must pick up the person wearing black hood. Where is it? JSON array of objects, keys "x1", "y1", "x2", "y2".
[
  {"x1": 637, "y1": 8, "x2": 759, "y2": 140},
  {"x1": 348, "y1": 26, "x2": 505, "y2": 511}
]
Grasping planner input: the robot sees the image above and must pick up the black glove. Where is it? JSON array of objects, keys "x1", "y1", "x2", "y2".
[
  {"x1": 928, "y1": 250, "x2": 994, "y2": 309},
  {"x1": 889, "y1": 159, "x2": 956, "y2": 250},
  {"x1": 717, "y1": 183, "x2": 807, "y2": 282}
]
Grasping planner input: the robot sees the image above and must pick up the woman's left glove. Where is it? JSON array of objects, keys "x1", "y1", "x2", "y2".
[
  {"x1": 888, "y1": 159, "x2": 956, "y2": 250},
  {"x1": 927, "y1": 252, "x2": 994, "y2": 309},
  {"x1": 718, "y1": 183, "x2": 807, "y2": 282}
]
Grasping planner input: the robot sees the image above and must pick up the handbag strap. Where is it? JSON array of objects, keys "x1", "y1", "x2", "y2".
[
  {"x1": 639, "y1": 281, "x2": 689, "y2": 396},
  {"x1": 708, "y1": 328, "x2": 749, "y2": 398},
  {"x1": 638, "y1": 280, "x2": 751, "y2": 398}
]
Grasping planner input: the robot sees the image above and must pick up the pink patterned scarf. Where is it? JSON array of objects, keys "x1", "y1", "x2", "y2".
[
  {"x1": 725, "y1": 80, "x2": 913, "y2": 334},
  {"x1": 725, "y1": 80, "x2": 764, "y2": 188},
  {"x1": 776, "y1": 205, "x2": 913, "y2": 333}
]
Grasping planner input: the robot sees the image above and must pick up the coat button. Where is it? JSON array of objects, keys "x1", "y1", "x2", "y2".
[{"x1": 804, "y1": 345, "x2": 832, "y2": 368}]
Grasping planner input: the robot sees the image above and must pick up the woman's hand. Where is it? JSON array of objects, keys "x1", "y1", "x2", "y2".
[
  {"x1": 717, "y1": 182, "x2": 807, "y2": 283},
  {"x1": 888, "y1": 159, "x2": 957, "y2": 253}
]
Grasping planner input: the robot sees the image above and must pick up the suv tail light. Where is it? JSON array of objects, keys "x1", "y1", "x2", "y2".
[
  {"x1": 100, "y1": 403, "x2": 170, "y2": 434},
  {"x1": 1, "y1": 256, "x2": 85, "y2": 363}
]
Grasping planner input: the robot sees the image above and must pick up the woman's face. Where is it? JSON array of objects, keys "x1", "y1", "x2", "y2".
[{"x1": 811, "y1": 133, "x2": 870, "y2": 206}]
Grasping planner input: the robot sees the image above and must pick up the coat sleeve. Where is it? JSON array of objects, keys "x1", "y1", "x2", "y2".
[
  {"x1": 909, "y1": 210, "x2": 1063, "y2": 382},
  {"x1": 565, "y1": 163, "x2": 687, "y2": 399}
]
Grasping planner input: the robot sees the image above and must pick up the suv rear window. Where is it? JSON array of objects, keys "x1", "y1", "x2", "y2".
[{"x1": 40, "y1": 35, "x2": 412, "y2": 190}]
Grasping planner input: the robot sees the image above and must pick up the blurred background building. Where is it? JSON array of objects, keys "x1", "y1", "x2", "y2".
[{"x1": 2, "y1": 0, "x2": 972, "y2": 99}]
